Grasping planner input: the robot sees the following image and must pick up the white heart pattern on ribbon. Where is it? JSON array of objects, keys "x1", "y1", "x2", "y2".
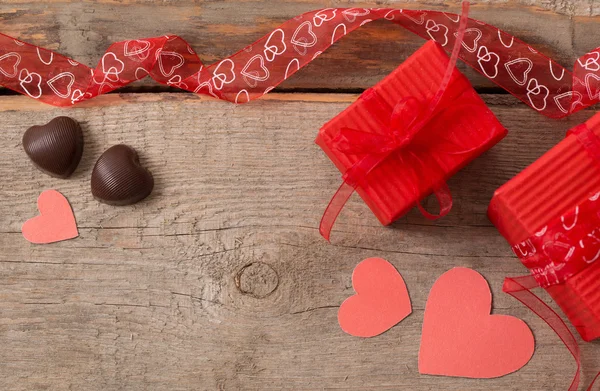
[
  {"x1": 526, "y1": 78, "x2": 550, "y2": 111},
  {"x1": 549, "y1": 60, "x2": 566, "y2": 81},
  {"x1": 400, "y1": 10, "x2": 427, "y2": 25},
  {"x1": 101, "y1": 52, "x2": 125, "y2": 82},
  {"x1": 504, "y1": 58, "x2": 533, "y2": 86},
  {"x1": 156, "y1": 49, "x2": 185, "y2": 77},
  {"x1": 291, "y1": 21, "x2": 318, "y2": 48},
  {"x1": 71, "y1": 89, "x2": 86, "y2": 104},
  {"x1": 0, "y1": 52, "x2": 21, "y2": 78},
  {"x1": 553, "y1": 91, "x2": 583, "y2": 114},
  {"x1": 212, "y1": 59, "x2": 235, "y2": 90},
  {"x1": 18, "y1": 69, "x2": 43, "y2": 99},
  {"x1": 235, "y1": 89, "x2": 250, "y2": 104},
  {"x1": 124, "y1": 39, "x2": 152, "y2": 61},
  {"x1": 241, "y1": 54, "x2": 270, "y2": 87},
  {"x1": 586, "y1": 73, "x2": 600, "y2": 100},
  {"x1": 331, "y1": 24, "x2": 347, "y2": 44},
  {"x1": 167, "y1": 75, "x2": 188, "y2": 89},
  {"x1": 455, "y1": 28, "x2": 481, "y2": 53},
  {"x1": 36, "y1": 48, "x2": 53, "y2": 65},
  {"x1": 497, "y1": 30, "x2": 515, "y2": 48},
  {"x1": 284, "y1": 58, "x2": 300, "y2": 80},
  {"x1": 341, "y1": 8, "x2": 370, "y2": 23},
  {"x1": 194, "y1": 81, "x2": 219, "y2": 98},
  {"x1": 47, "y1": 72, "x2": 75, "y2": 98},
  {"x1": 425, "y1": 20, "x2": 449, "y2": 47},
  {"x1": 134, "y1": 67, "x2": 150, "y2": 80},
  {"x1": 477, "y1": 46, "x2": 500, "y2": 79},
  {"x1": 264, "y1": 29, "x2": 286, "y2": 62},
  {"x1": 313, "y1": 8, "x2": 337, "y2": 27},
  {"x1": 578, "y1": 51, "x2": 600, "y2": 72}
]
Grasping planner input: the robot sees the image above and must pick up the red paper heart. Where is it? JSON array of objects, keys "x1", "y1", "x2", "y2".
[
  {"x1": 338, "y1": 257, "x2": 412, "y2": 337},
  {"x1": 22, "y1": 190, "x2": 78, "y2": 244},
  {"x1": 419, "y1": 267, "x2": 534, "y2": 378}
]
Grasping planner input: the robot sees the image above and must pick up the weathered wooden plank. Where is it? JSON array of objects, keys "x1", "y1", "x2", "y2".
[
  {"x1": 0, "y1": 1, "x2": 598, "y2": 92},
  {"x1": 0, "y1": 93, "x2": 598, "y2": 390}
]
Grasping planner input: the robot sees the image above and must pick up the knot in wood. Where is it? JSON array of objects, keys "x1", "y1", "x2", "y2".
[{"x1": 235, "y1": 262, "x2": 279, "y2": 298}]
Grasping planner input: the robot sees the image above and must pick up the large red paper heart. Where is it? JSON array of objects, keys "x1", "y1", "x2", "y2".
[
  {"x1": 338, "y1": 257, "x2": 412, "y2": 337},
  {"x1": 419, "y1": 267, "x2": 534, "y2": 378},
  {"x1": 22, "y1": 190, "x2": 78, "y2": 244}
]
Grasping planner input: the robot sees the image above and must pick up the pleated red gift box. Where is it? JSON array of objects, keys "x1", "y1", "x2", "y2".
[
  {"x1": 315, "y1": 41, "x2": 507, "y2": 227},
  {"x1": 489, "y1": 112, "x2": 600, "y2": 342}
]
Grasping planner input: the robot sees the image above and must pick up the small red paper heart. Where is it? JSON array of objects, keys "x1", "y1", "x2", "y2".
[
  {"x1": 419, "y1": 267, "x2": 534, "y2": 378},
  {"x1": 338, "y1": 257, "x2": 412, "y2": 337},
  {"x1": 22, "y1": 190, "x2": 78, "y2": 244}
]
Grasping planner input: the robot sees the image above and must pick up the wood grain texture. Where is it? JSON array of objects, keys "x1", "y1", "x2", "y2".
[
  {"x1": 0, "y1": 0, "x2": 598, "y2": 92},
  {"x1": 0, "y1": 92, "x2": 599, "y2": 390},
  {"x1": 1, "y1": 0, "x2": 600, "y2": 390}
]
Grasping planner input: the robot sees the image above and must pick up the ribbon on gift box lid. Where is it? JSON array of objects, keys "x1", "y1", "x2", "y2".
[
  {"x1": 502, "y1": 123, "x2": 600, "y2": 391},
  {"x1": 319, "y1": 3, "x2": 473, "y2": 240},
  {"x1": 0, "y1": 5, "x2": 599, "y2": 117}
]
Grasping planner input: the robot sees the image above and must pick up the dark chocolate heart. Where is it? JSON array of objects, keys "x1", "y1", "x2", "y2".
[
  {"x1": 91, "y1": 144, "x2": 154, "y2": 206},
  {"x1": 22, "y1": 116, "x2": 84, "y2": 178}
]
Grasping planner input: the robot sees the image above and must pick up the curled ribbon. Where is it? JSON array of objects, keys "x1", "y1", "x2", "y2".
[
  {"x1": 0, "y1": 7, "x2": 599, "y2": 117},
  {"x1": 319, "y1": 1, "x2": 471, "y2": 240},
  {"x1": 504, "y1": 124, "x2": 600, "y2": 391}
]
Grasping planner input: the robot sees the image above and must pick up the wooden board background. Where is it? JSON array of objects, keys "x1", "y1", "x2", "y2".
[{"x1": 1, "y1": 1, "x2": 599, "y2": 390}]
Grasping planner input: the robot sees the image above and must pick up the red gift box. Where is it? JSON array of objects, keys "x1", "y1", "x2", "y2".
[
  {"x1": 488, "y1": 112, "x2": 600, "y2": 342},
  {"x1": 316, "y1": 41, "x2": 507, "y2": 229}
]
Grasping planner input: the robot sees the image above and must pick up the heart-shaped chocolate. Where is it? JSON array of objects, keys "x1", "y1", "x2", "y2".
[
  {"x1": 91, "y1": 144, "x2": 154, "y2": 206},
  {"x1": 22, "y1": 116, "x2": 84, "y2": 178}
]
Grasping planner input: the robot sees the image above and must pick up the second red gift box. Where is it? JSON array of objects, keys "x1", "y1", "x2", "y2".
[{"x1": 489, "y1": 112, "x2": 600, "y2": 342}]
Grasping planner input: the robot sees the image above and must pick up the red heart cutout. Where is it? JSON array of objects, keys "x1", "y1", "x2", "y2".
[
  {"x1": 338, "y1": 257, "x2": 412, "y2": 337},
  {"x1": 419, "y1": 267, "x2": 534, "y2": 378},
  {"x1": 22, "y1": 190, "x2": 78, "y2": 244}
]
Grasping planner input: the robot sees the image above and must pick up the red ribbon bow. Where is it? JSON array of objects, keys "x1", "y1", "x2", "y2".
[
  {"x1": 319, "y1": 91, "x2": 459, "y2": 240},
  {"x1": 319, "y1": 3, "x2": 471, "y2": 240}
]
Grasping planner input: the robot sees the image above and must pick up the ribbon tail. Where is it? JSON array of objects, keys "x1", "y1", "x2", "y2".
[
  {"x1": 319, "y1": 181, "x2": 355, "y2": 241},
  {"x1": 503, "y1": 275, "x2": 593, "y2": 391},
  {"x1": 591, "y1": 373, "x2": 600, "y2": 391},
  {"x1": 416, "y1": 182, "x2": 453, "y2": 220}
]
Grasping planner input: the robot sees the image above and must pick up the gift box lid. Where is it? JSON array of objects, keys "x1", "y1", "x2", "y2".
[
  {"x1": 316, "y1": 41, "x2": 507, "y2": 226},
  {"x1": 488, "y1": 112, "x2": 600, "y2": 244}
]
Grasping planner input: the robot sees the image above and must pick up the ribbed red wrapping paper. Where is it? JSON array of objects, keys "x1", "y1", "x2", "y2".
[
  {"x1": 317, "y1": 41, "x2": 507, "y2": 226},
  {"x1": 489, "y1": 112, "x2": 600, "y2": 342}
]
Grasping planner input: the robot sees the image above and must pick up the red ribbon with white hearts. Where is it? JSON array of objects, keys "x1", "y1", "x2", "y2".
[{"x1": 0, "y1": 7, "x2": 598, "y2": 117}]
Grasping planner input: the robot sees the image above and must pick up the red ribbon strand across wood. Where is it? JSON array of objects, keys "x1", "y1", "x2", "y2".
[{"x1": 0, "y1": 7, "x2": 599, "y2": 117}]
